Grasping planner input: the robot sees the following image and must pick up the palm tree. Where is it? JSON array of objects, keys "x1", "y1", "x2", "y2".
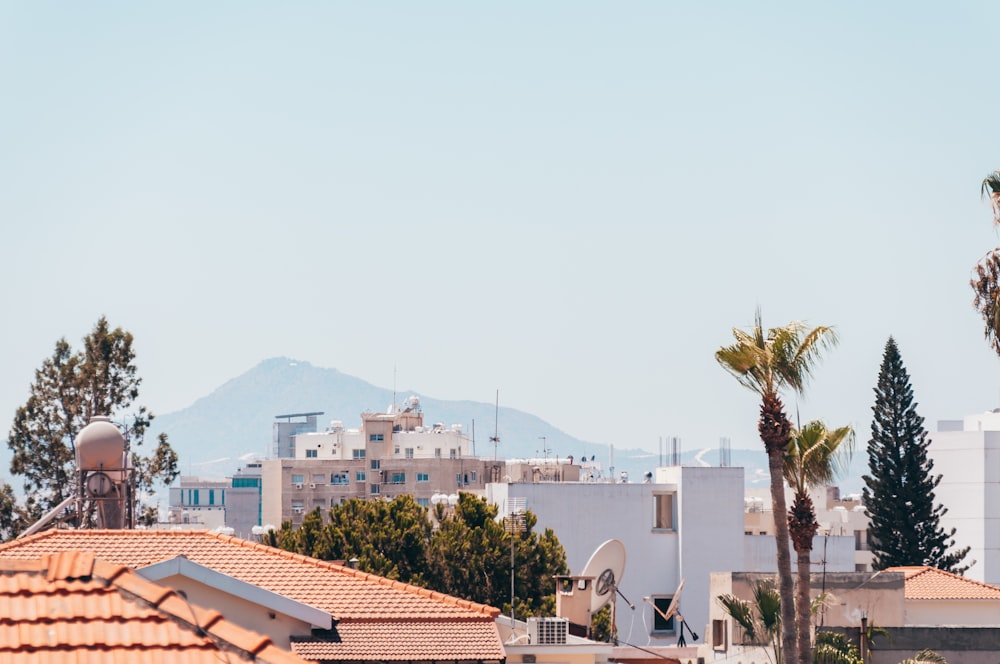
[
  {"x1": 784, "y1": 421, "x2": 854, "y2": 664},
  {"x1": 717, "y1": 310, "x2": 838, "y2": 663},
  {"x1": 718, "y1": 579, "x2": 783, "y2": 664},
  {"x1": 973, "y1": 170, "x2": 1000, "y2": 355},
  {"x1": 982, "y1": 170, "x2": 1000, "y2": 225}
]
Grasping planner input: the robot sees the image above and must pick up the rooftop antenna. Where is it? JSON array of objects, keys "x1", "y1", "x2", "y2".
[
  {"x1": 720, "y1": 436, "x2": 731, "y2": 467},
  {"x1": 392, "y1": 364, "x2": 397, "y2": 414},
  {"x1": 538, "y1": 436, "x2": 548, "y2": 462},
  {"x1": 490, "y1": 389, "x2": 500, "y2": 462},
  {"x1": 505, "y1": 497, "x2": 526, "y2": 628}
]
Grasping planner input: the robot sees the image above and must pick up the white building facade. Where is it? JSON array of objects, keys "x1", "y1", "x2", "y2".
[
  {"x1": 928, "y1": 410, "x2": 1000, "y2": 584},
  {"x1": 487, "y1": 465, "x2": 745, "y2": 648}
]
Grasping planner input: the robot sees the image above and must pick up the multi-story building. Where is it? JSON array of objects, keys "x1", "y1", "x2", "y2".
[
  {"x1": 928, "y1": 409, "x2": 1000, "y2": 584},
  {"x1": 168, "y1": 464, "x2": 263, "y2": 537},
  {"x1": 744, "y1": 484, "x2": 873, "y2": 572},
  {"x1": 487, "y1": 464, "x2": 746, "y2": 649},
  {"x1": 272, "y1": 411, "x2": 323, "y2": 458},
  {"x1": 261, "y1": 398, "x2": 504, "y2": 527}
]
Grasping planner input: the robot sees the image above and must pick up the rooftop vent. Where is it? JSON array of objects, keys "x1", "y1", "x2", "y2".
[{"x1": 527, "y1": 617, "x2": 568, "y2": 645}]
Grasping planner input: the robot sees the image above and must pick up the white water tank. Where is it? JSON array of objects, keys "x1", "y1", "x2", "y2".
[{"x1": 75, "y1": 416, "x2": 125, "y2": 471}]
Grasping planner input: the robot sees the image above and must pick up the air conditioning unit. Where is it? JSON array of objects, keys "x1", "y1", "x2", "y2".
[
  {"x1": 309, "y1": 483, "x2": 317, "y2": 489},
  {"x1": 294, "y1": 483, "x2": 304, "y2": 489},
  {"x1": 527, "y1": 617, "x2": 568, "y2": 645}
]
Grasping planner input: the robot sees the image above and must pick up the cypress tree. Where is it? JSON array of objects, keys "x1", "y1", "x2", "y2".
[{"x1": 862, "y1": 337, "x2": 970, "y2": 573}]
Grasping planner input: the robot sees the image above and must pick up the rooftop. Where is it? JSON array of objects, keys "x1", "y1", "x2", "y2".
[
  {"x1": 887, "y1": 566, "x2": 1000, "y2": 600},
  {"x1": 0, "y1": 529, "x2": 504, "y2": 662},
  {"x1": 0, "y1": 550, "x2": 302, "y2": 663}
]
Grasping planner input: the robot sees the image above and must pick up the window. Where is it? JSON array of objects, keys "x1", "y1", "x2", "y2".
[
  {"x1": 449, "y1": 449, "x2": 457, "y2": 459},
  {"x1": 417, "y1": 498, "x2": 430, "y2": 507},
  {"x1": 356, "y1": 471, "x2": 366, "y2": 482},
  {"x1": 209, "y1": 490, "x2": 215, "y2": 506},
  {"x1": 394, "y1": 446, "x2": 400, "y2": 455},
  {"x1": 369, "y1": 433, "x2": 384, "y2": 442},
  {"x1": 653, "y1": 493, "x2": 674, "y2": 530},
  {"x1": 435, "y1": 448, "x2": 442, "y2": 459},
  {"x1": 291, "y1": 474, "x2": 305, "y2": 484},
  {"x1": 331, "y1": 472, "x2": 349, "y2": 486},
  {"x1": 306, "y1": 449, "x2": 318, "y2": 458},
  {"x1": 405, "y1": 448, "x2": 414, "y2": 459},
  {"x1": 855, "y1": 529, "x2": 871, "y2": 551},
  {"x1": 352, "y1": 449, "x2": 366, "y2": 460},
  {"x1": 471, "y1": 471, "x2": 477, "y2": 483},
  {"x1": 370, "y1": 484, "x2": 380, "y2": 495},
  {"x1": 291, "y1": 499, "x2": 305, "y2": 511},
  {"x1": 370, "y1": 460, "x2": 380, "y2": 470},
  {"x1": 456, "y1": 474, "x2": 462, "y2": 486},
  {"x1": 652, "y1": 597, "x2": 676, "y2": 633},
  {"x1": 391, "y1": 472, "x2": 406, "y2": 484},
  {"x1": 712, "y1": 619, "x2": 726, "y2": 651},
  {"x1": 417, "y1": 473, "x2": 429, "y2": 483}
]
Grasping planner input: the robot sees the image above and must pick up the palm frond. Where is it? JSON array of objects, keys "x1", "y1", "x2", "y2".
[
  {"x1": 982, "y1": 171, "x2": 1000, "y2": 224},
  {"x1": 900, "y1": 650, "x2": 947, "y2": 664}
]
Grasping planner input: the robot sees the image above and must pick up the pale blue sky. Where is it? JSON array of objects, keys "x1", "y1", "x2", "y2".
[{"x1": 2, "y1": 2, "x2": 999, "y2": 461}]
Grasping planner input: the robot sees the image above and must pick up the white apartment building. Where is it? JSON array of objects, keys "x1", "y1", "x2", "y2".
[
  {"x1": 928, "y1": 410, "x2": 1000, "y2": 584},
  {"x1": 487, "y1": 465, "x2": 745, "y2": 649},
  {"x1": 743, "y1": 485, "x2": 872, "y2": 573},
  {"x1": 261, "y1": 398, "x2": 504, "y2": 527}
]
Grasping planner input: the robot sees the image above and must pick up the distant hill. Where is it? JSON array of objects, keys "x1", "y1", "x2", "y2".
[{"x1": 148, "y1": 357, "x2": 671, "y2": 481}]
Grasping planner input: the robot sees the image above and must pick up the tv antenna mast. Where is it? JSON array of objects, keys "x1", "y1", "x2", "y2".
[{"x1": 490, "y1": 389, "x2": 500, "y2": 461}]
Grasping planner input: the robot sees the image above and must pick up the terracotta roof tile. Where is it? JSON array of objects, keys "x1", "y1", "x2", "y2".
[
  {"x1": 885, "y1": 566, "x2": 1000, "y2": 600},
  {"x1": 0, "y1": 550, "x2": 306, "y2": 663},
  {"x1": 0, "y1": 529, "x2": 504, "y2": 662},
  {"x1": 292, "y1": 620, "x2": 506, "y2": 661}
]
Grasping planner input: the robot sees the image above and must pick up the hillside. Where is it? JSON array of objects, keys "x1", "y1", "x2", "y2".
[{"x1": 147, "y1": 357, "x2": 666, "y2": 480}]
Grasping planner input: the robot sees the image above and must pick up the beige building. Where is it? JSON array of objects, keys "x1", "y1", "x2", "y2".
[{"x1": 262, "y1": 401, "x2": 504, "y2": 526}]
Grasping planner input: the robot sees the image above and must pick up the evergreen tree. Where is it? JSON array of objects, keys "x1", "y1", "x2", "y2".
[
  {"x1": 6, "y1": 317, "x2": 179, "y2": 532},
  {"x1": 862, "y1": 337, "x2": 970, "y2": 573}
]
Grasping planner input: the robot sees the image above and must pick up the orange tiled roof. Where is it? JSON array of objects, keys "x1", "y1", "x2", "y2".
[
  {"x1": 291, "y1": 621, "x2": 507, "y2": 661},
  {"x1": 0, "y1": 530, "x2": 505, "y2": 662},
  {"x1": 0, "y1": 550, "x2": 304, "y2": 663},
  {"x1": 885, "y1": 566, "x2": 1000, "y2": 600}
]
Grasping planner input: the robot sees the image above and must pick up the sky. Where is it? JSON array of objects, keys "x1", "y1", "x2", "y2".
[{"x1": 3, "y1": 2, "x2": 1000, "y2": 464}]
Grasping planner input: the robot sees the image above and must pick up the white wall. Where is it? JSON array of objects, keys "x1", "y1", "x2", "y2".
[
  {"x1": 489, "y1": 466, "x2": 744, "y2": 648},
  {"x1": 928, "y1": 419, "x2": 1000, "y2": 584},
  {"x1": 743, "y1": 534, "x2": 855, "y2": 573}
]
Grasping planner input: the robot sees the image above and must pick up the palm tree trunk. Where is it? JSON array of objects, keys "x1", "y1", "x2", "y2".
[
  {"x1": 790, "y1": 489, "x2": 819, "y2": 664},
  {"x1": 760, "y1": 392, "x2": 797, "y2": 662}
]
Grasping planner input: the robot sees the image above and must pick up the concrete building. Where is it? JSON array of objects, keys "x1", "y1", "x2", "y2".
[
  {"x1": 487, "y1": 465, "x2": 745, "y2": 649},
  {"x1": 928, "y1": 410, "x2": 1000, "y2": 584},
  {"x1": 273, "y1": 411, "x2": 323, "y2": 458},
  {"x1": 262, "y1": 400, "x2": 503, "y2": 527},
  {"x1": 744, "y1": 485, "x2": 873, "y2": 573},
  {"x1": 168, "y1": 463, "x2": 264, "y2": 537}
]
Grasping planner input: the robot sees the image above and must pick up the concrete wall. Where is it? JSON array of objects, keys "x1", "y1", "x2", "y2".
[
  {"x1": 928, "y1": 419, "x2": 1000, "y2": 584},
  {"x1": 822, "y1": 626, "x2": 1000, "y2": 664},
  {"x1": 491, "y1": 466, "x2": 744, "y2": 649},
  {"x1": 905, "y1": 599, "x2": 1000, "y2": 626},
  {"x1": 743, "y1": 534, "x2": 855, "y2": 573}
]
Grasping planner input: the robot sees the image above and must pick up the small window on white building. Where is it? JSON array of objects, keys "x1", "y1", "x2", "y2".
[
  {"x1": 353, "y1": 449, "x2": 366, "y2": 460},
  {"x1": 435, "y1": 448, "x2": 442, "y2": 458},
  {"x1": 449, "y1": 449, "x2": 457, "y2": 459},
  {"x1": 306, "y1": 449, "x2": 318, "y2": 458},
  {"x1": 651, "y1": 596, "x2": 676, "y2": 633},
  {"x1": 405, "y1": 448, "x2": 414, "y2": 459},
  {"x1": 653, "y1": 493, "x2": 675, "y2": 530}
]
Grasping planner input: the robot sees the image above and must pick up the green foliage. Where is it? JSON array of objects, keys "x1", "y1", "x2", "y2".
[
  {"x1": 862, "y1": 337, "x2": 970, "y2": 573},
  {"x1": 5, "y1": 317, "x2": 179, "y2": 534},
  {"x1": 272, "y1": 492, "x2": 568, "y2": 615},
  {"x1": 589, "y1": 605, "x2": 612, "y2": 642},
  {"x1": 813, "y1": 631, "x2": 861, "y2": 664},
  {"x1": 899, "y1": 650, "x2": 947, "y2": 664},
  {"x1": 717, "y1": 579, "x2": 782, "y2": 662}
]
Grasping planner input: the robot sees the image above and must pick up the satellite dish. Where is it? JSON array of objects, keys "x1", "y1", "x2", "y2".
[
  {"x1": 580, "y1": 538, "x2": 626, "y2": 613},
  {"x1": 661, "y1": 579, "x2": 685, "y2": 622}
]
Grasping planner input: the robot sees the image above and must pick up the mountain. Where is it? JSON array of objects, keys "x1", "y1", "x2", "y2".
[{"x1": 147, "y1": 357, "x2": 662, "y2": 480}]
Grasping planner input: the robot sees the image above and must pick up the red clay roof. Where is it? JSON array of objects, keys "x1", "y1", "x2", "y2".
[
  {"x1": 291, "y1": 621, "x2": 507, "y2": 661},
  {"x1": 885, "y1": 566, "x2": 1000, "y2": 600},
  {"x1": 0, "y1": 550, "x2": 304, "y2": 663},
  {"x1": 0, "y1": 530, "x2": 505, "y2": 662}
]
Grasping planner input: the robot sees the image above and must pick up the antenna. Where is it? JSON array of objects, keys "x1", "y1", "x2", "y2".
[
  {"x1": 506, "y1": 497, "x2": 526, "y2": 627},
  {"x1": 489, "y1": 389, "x2": 500, "y2": 462},
  {"x1": 646, "y1": 579, "x2": 699, "y2": 646},
  {"x1": 719, "y1": 436, "x2": 731, "y2": 467}
]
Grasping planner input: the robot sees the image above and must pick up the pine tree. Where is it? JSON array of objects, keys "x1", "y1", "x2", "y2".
[{"x1": 862, "y1": 337, "x2": 970, "y2": 573}]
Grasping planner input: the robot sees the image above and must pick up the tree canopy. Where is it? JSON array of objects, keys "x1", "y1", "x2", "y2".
[
  {"x1": 5, "y1": 317, "x2": 179, "y2": 534},
  {"x1": 269, "y1": 492, "x2": 568, "y2": 618},
  {"x1": 861, "y1": 337, "x2": 969, "y2": 573}
]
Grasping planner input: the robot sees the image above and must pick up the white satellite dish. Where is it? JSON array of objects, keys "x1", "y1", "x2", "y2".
[
  {"x1": 580, "y1": 538, "x2": 626, "y2": 613},
  {"x1": 661, "y1": 579, "x2": 685, "y2": 622}
]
